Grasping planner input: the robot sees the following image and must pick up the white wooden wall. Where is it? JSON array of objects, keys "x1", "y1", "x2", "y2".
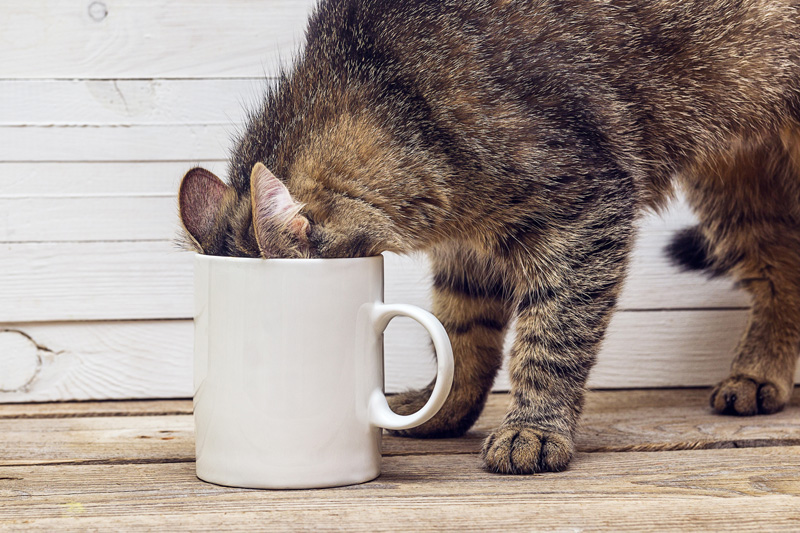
[{"x1": 2, "y1": 1, "x2": 797, "y2": 403}]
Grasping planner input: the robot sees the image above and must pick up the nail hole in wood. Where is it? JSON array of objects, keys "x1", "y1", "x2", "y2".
[{"x1": 88, "y1": 2, "x2": 108, "y2": 22}]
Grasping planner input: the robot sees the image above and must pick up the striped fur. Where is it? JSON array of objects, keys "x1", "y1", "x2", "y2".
[{"x1": 178, "y1": 0, "x2": 800, "y2": 474}]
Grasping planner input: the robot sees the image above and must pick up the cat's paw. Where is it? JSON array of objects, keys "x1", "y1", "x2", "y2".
[
  {"x1": 481, "y1": 425, "x2": 573, "y2": 474},
  {"x1": 386, "y1": 388, "x2": 480, "y2": 438},
  {"x1": 710, "y1": 375, "x2": 789, "y2": 416},
  {"x1": 386, "y1": 388, "x2": 431, "y2": 437}
]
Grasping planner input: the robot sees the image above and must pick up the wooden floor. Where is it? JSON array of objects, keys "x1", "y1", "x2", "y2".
[{"x1": 1, "y1": 388, "x2": 799, "y2": 531}]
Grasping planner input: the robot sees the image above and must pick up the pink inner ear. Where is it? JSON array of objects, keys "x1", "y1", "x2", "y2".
[
  {"x1": 250, "y1": 163, "x2": 310, "y2": 254},
  {"x1": 250, "y1": 162, "x2": 301, "y2": 223},
  {"x1": 179, "y1": 167, "x2": 228, "y2": 245}
]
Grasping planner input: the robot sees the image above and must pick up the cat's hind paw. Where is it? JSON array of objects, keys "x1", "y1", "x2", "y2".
[
  {"x1": 710, "y1": 375, "x2": 789, "y2": 416},
  {"x1": 481, "y1": 425, "x2": 573, "y2": 474},
  {"x1": 386, "y1": 388, "x2": 482, "y2": 438}
]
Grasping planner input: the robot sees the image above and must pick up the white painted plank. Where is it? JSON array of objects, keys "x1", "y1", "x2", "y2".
[
  {"x1": 0, "y1": 241, "x2": 193, "y2": 322},
  {"x1": 0, "y1": 125, "x2": 231, "y2": 162},
  {"x1": 2, "y1": 310, "x2": 798, "y2": 402},
  {"x1": 0, "y1": 195, "x2": 177, "y2": 242},
  {"x1": 0, "y1": 245, "x2": 427, "y2": 322},
  {"x1": 391, "y1": 308, "x2": 800, "y2": 393},
  {"x1": 0, "y1": 321, "x2": 193, "y2": 402},
  {"x1": 0, "y1": 161, "x2": 227, "y2": 196},
  {"x1": 0, "y1": 0, "x2": 317, "y2": 79},
  {"x1": 0, "y1": 227, "x2": 746, "y2": 323},
  {"x1": 0, "y1": 79, "x2": 266, "y2": 126}
]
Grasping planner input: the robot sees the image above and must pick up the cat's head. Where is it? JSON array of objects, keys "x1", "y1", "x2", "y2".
[
  {"x1": 178, "y1": 163, "x2": 387, "y2": 258},
  {"x1": 178, "y1": 163, "x2": 312, "y2": 258}
]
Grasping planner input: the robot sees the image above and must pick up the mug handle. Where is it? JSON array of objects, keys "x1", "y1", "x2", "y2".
[{"x1": 367, "y1": 303, "x2": 454, "y2": 431}]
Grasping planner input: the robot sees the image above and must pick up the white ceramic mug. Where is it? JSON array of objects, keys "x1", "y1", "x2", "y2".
[{"x1": 193, "y1": 254, "x2": 454, "y2": 489}]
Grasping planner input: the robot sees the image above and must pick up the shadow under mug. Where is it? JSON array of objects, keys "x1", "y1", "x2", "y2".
[{"x1": 193, "y1": 254, "x2": 454, "y2": 489}]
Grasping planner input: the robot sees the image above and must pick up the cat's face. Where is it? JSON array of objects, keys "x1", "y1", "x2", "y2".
[{"x1": 178, "y1": 163, "x2": 384, "y2": 259}]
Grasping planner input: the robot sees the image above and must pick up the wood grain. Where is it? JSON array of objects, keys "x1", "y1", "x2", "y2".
[
  {"x1": 0, "y1": 241, "x2": 193, "y2": 322},
  {"x1": 0, "y1": 79, "x2": 265, "y2": 126},
  {"x1": 2, "y1": 390, "x2": 797, "y2": 464},
  {"x1": 0, "y1": 161, "x2": 224, "y2": 196},
  {"x1": 0, "y1": 209, "x2": 747, "y2": 316},
  {"x1": 0, "y1": 125, "x2": 231, "y2": 162},
  {"x1": 2, "y1": 390, "x2": 798, "y2": 531},
  {"x1": 4, "y1": 308, "x2": 799, "y2": 402},
  {"x1": 0, "y1": 399, "x2": 193, "y2": 419},
  {"x1": 0, "y1": 195, "x2": 178, "y2": 242},
  {"x1": 0, "y1": 0, "x2": 317, "y2": 79},
  {"x1": 0, "y1": 449, "x2": 798, "y2": 531},
  {"x1": 2, "y1": 496, "x2": 799, "y2": 532},
  {"x1": 0, "y1": 321, "x2": 194, "y2": 403}
]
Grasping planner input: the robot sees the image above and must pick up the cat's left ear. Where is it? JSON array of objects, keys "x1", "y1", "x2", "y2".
[
  {"x1": 250, "y1": 163, "x2": 310, "y2": 254},
  {"x1": 179, "y1": 167, "x2": 229, "y2": 251}
]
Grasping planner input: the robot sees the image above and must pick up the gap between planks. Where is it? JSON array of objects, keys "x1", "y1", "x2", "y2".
[{"x1": 1, "y1": 388, "x2": 798, "y2": 467}]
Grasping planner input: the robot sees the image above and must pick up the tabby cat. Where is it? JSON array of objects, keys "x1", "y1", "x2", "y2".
[{"x1": 178, "y1": 0, "x2": 800, "y2": 474}]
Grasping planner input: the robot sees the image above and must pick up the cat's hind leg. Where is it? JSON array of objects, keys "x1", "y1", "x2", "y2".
[
  {"x1": 388, "y1": 243, "x2": 514, "y2": 437},
  {"x1": 670, "y1": 127, "x2": 800, "y2": 415}
]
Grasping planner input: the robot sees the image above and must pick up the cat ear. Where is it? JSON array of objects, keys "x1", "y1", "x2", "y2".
[
  {"x1": 250, "y1": 163, "x2": 310, "y2": 254},
  {"x1": 178, "y1": 167, "x2": 228, "y2": 249}
]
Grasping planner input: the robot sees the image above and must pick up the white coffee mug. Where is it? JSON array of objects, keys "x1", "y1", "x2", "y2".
[{"x1": 193, "y1": 254, "x2": 454, "y2": 489}]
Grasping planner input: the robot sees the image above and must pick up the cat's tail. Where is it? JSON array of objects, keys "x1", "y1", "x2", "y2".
[{"x1": 665, "y1": 225, "x2": 718, "y2": 275}]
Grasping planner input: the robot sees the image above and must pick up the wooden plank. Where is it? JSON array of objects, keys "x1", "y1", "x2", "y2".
[
  {"x1": 0, "y1": 0, "x2": 317, "y2": 79},
  {"x1": 0, "y1": 399, "x2": 193, "y2": 419},
  {"x1": 2, "y1": 390, "x2": 798, "y2": 464},
  {"x1": 0, "y1": 241, "x2": 193, "y2": 322},
  {"x1": 4, "y1": 309, "x2": 798, "y2": 402},
  {"x1": 383, "y1": 387, "x2": 800, "y2": 456},
  {"x1": 0, "y1": 414, "x2": 194, "y2": 466},
  {"x1": 0, "y1": 389, "x2": 711, "y2": 419},
  {"x1": 489, "y1": 307, "x2": 800, "y2": 391},
  {"x1": 0, "y1": 321, "x2": 193, "y2": 403},
  {"x1": 2, "y1": 495, "x2": 799, "y2": 533},
  {"x1": 0, "y1": 248, "x2": 428, "y2": 322},
  {"x1": 0, "y1": 448, "x2": 798, "y2": 531},
  {"x1": 0, "y1": 195, "x2": 177, "y2": 242},
  {"x1": 0, "y1": 161, "x2": 225, "y2": 196},
  {"x1": 0, "y1": 223, "x2": 746, "y2": 317},
  {"x1": 0, "y1": 79, "x2": 265, "y2": 126},
  {"x1": 0, "y1": 125, "x2": 231, "y2": 162},
  {"x1": 0, "y1": 195, "x2": 748, "y2": 309}
]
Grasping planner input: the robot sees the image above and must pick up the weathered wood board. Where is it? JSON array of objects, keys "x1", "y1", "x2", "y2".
[
  {"x1": 2, "y1": 389, "x2": 798, "y2": 464},
  {"x1": 0, "y1": 0, "x2": 318, "y2": 79},
  {"x1": 7, "y1": 308, "x2": 799, "y2": 402},
  {"x1": 1, "y1": 390, "x2": 798, "y2": 531}
]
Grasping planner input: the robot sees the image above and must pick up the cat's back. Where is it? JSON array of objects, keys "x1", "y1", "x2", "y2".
[{"x1": 302, "y1": 0, "x2": 800, "y2": 119}]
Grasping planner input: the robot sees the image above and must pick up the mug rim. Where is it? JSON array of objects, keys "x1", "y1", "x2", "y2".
[{"x1": 193, "y1": 253, "x2": 383, "y2": 265}]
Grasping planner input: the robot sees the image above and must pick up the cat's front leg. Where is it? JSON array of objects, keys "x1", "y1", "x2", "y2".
[
  {"x1": 389, "y1": 243, "x2": 514, "y2": 437},
  {"x1": 482, "y1": 211, "x2": 635, "y2": 474}
]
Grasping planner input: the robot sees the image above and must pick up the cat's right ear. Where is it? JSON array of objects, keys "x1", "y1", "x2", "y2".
[{"x1": 178, "y1": 167, "x2": 228, "y2": 251}]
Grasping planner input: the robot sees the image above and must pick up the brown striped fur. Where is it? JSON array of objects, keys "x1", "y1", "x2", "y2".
[{"x1": 179, "y1": 0, "x2": 800, "y2": 474}]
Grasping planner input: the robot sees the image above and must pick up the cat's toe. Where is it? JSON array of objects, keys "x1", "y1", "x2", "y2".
[
  {"x1": 481, "y1": 425, "x2": 573, "y2": 475},
  {"x1": 710, "y1": 375, "x2": 788, "y2": 415},
  {"x1": 756, "y1": 381, "x2": 785, "y2": 414}
]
